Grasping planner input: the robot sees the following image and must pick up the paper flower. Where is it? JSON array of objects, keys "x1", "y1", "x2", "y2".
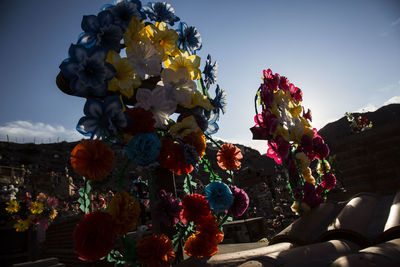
[
  {"x1": 181, "y1": 194, "x2": 211, "y2": 224},
  {"x1": 146, "y1": 22, "x2": 179, "y2": 60},
  {"x1": 47, "y1": 197, "x2": 59, "y2": 209},
  {"x1": 211, "y1": 85, "x2": 227, "y2": 116},
  {"x1": 169, "y1": 116, "x2": 200, "y2": 139},
  {"x1": 30, "y1": 202, "x2": 44, "y2": 215},
  {"x1": 77, "y1": 96, "x2": 128, "y2": 139},
  {"x1": 158, "y1": 137, "x2": 193, "y2": 175},
  {"x1": 70, "y1": 139, "x2": 115, "y2": 181},
  {"x1": 125, "y1": 133, "x2": 161, "y2": 166},
  {"x1": 137, "y1": 234, "x2": 175, "y2": 267},
  {"x1": 143, "y1": 2, "x2": 180, "y2": 26},
  {"x1": 74, "y1": 212, "x2": 116, "y2": 262},
  {"x1": 203, "y1": 54, "x2": 218, "y2": 89},
  {"x1": 321, "y1": 173, "x2": 336, "y2": 190},
  {"x1": 216, "y1": 143, "x2": 243, "y2": 171},
  {"x1": 205, "y1": 181, "x2": 233, "y2": 213},
  {"x1": 228, "y1": 185, "x2": 249, "y2": 217},
  {"x1": 135, "y1": 87, "x2": 177, "y2": 128},
  {"x1": 14, "y1": 220, "x2": 30, "y2": 232},
  {"x1": 124, "y1": 107, "x2": 156, "y2": 136},
  {"x1": 164, "y1": 51, "x2": 201, "y2": 80},
  {"x1": 5, "y1": 200, "x2": 20, "y2": 213},
  {"x1": 108, "y1": 191, "x2": 141, "y2": 235},
  {"x1": 126, "y1": 41, "x2": 162, "y2": 80},
  {"x1": 59, "y1": 45, "x2": 116, "y2": 97},
  {"x1": 177, "y1": 22, "x2": 202, "y2": 55},
  {"x1": 105, "y1": 0, "x2": 145, "y2": 31},
  {"x1": 106, "y1": 50, "x2": 141, "y2": 99},
  {"x1": 78, "y1": 10, "x2": 123, "y2": 52},
  {"x1": 153, "y1": 190, "x2": 182, "y2": 227}
]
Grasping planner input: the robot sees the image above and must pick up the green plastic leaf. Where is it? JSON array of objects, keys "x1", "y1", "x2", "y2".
[
  {"x1": 197, "y1": 78, "x2": 211, "y2": 99},
  {"x1": 85, "y1": 182, "x2": 91, "y2": 194}
]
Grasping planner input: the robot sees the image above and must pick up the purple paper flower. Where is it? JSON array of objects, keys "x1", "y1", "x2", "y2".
[
  {"x1": 228, "y1": 186, "x2": 249, "y2": 217},
  {"x1": 153, "y1": 190, "x2": 182, "y2": 227}
]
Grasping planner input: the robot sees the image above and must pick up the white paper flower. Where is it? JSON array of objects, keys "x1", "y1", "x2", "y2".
[
  {"x1": 135, "y1": 87, "x2": 176, "y2": 127},
  {"x1": 127, "y1": 41, "x2": 162, "y2": 80}
]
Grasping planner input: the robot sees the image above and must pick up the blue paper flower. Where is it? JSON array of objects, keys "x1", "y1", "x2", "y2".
[
  {"x1": 78, "y1": 10, "x2": 123, "y2": 52},
  {"x1": 77, "y1": 96, "x2": 128, "y2": 139},
  {"x1": 124, "y1": 133, "x2": 161, "y2": 166},
  {"x1": 106, "y1": 0, "x2": 145, "y2": 31},
  {"x1": 204, "y1": 109, "x2": 220, "y2": 135},
  {"x1": 177, "y1": 22, "x2": 202, "y2": 55},
  {"x1": 205, "y1": 181, "x2": 234, "y2": 213},
  {"x1": 203, "y1": 54, "x2": 218, "y2": 89},
  {"x1": 60, "y1": 44, "x2": 116, "y2": 97},
  {"x1": 211, "y1": 85, "x2": 227, "y2": 116},
  {"x1": 143, "y1": 2, "x2": 180, "y2": 26}
]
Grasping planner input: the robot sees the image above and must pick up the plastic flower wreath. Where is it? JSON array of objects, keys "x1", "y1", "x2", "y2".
[
  {"x1": 345, "y1": 112, "x2": 373, "y2": 134},
  {"x1": 251, "y1": 68, "x2": 337, "y2": 215},
  {"x1": 5, "y1": 192, "x2": 60, "y2": 232},
  {"x1": 56, "y1": 0, "x2": 248, "y2": 265}
]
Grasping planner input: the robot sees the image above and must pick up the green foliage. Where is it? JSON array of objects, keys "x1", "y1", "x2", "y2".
[
  {"x1": 201, "y1": 155, "x2": 221, "y2": 183},
  {"x1": 78, "y1": 178, "x2": 91, "y2": 213}
]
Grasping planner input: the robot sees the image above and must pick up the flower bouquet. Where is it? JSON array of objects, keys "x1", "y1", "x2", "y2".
[
  {"x1": 5, "y1": 192, "x2": 59, "y2": 232},
  {"x1": 251, "y1": 68, "x2": 337, "y2": 215},
  {"x1": 345, "y1": 112, "x2": 373, "y2": 134},
  {"x1": 56, "y1": 0, "x2": 249, "y2": 265}
]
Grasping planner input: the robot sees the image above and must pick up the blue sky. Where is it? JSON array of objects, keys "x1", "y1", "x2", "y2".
[{"x1": 0, "y1": 0, "x2": 399, "y2": 152}]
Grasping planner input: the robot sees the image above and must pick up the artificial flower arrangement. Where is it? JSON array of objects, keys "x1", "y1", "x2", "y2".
[
  {"x1": 5, "y1": 192, "x2": 59, "y2": 232},
  {"x1": 56, "y1": 0, "x2": 249, "y2": 266},
  {"x1": 250, "y1": 68, "x2": 337, "y2": 215},
  {"x1": 345, "y1": 112, "x2": 373, "y2": 134}
]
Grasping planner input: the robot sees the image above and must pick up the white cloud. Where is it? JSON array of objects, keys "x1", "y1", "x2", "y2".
[
  {"x1": 0, "y1": 121, "x2": 82, "y2": 143},
  {"x1": 391, "y1": 17, "x2": 400, "y2": 26},
  {"x1": 384, "y1": 96, "x2": 400, "y2": 105}
]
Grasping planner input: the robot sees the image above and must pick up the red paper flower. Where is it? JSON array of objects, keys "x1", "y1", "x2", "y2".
[
  {"x1": 158, "y1": 137, "x2": 193, "y2": 175},
  {"x1": 73, "y1": 212, "x2": 116, "y2": 262},
  {"x1": 124, "y1": 107, "x2": 155, "y2": 136},
  {"x1": 181, "y1": 194, "x2": 211, "y2": 224},
  {"x1": 216, "y1": 143, "x2": 243, "y2": 170},
  {"x1": 322, "y1": 173, "x2": 336, "y2": 190},
  {"x1": 137, "y1": 234, "x2": 175, "y2": 267},
  {"x1": 70, "y1": 139, "x2": 115, "y2": 180}
]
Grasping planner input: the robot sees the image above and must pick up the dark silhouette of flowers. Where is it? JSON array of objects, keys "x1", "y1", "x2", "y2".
[
  {"x1": 59, "y1": 44, "x2": 115, "y2": 97},
  {"x1": 77, "y1": 96, "x2": 128, "y2": 139},
  {"x1": 153, "y1": 190, "x2": 181, "y2": 227},
  {"x1": 78, "y1": 10, "x2": 123, "y2": 52},
  {"x1": 143, "y1": 2, "x2": 180, "y2": 26},
  {"x1": 177, "y1": 22, "x2": 202, "y2": 55}
]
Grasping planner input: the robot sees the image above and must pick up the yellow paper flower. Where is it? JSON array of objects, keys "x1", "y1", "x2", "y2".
[
  {"x1": 295, "y1": 152, "x2": 310, "y2": 172},
  {"x1": 145, "y1": 22, "x2": 178, "y2": 60},
  {"x1": 317, "y1": 160, "x2": 331, "y2": 175},
  {"x1": 289, "y1": 101, "x2": 302, "y2": 118},
  {"x1": 164, "y1": 51, "x2": 201, "y2": 80},
  {"x1": 274, "y1": 125, "x2": 289, "y2": 141},
  {"x1": 291, "y1": 201, "x2": 311, "y2": 215},
  {"x1": 123, "y1": 17, "x2": 146, "y2": 49},
  {"x1": 191, "y1": 90, "x2": 214, "y2": 110},
  {"x1": 169, "y1": 116, "x2": 200, "y2": 139},
  {"x1": 14, "y1": 220, "x2": 30, "y2": 232},
  {"x1": 5, "y1": 200, "x2": 20, "y2": 213},
  {"x1": 302, "y1": 167, "x2": 315, "y2": 185},
  {"x1": 30, "y1": 201, "x2": 44, "y2": 215},
  {"x1": 108, "y1": 191, "x2": 141, "y2": 235},
  {"x1": 106, "y1": 50, "x2": 141, "y2": 99}
]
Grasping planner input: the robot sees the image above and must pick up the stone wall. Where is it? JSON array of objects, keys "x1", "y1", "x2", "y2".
[{"x1": 326, "y1": 122, "x2": 400, "y2": 201}]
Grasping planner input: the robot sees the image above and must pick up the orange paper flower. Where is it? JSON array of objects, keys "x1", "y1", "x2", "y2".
[
  {"x1": 108, "y1": 191, "x2": 141, "y2": 235},
  {"x1": 70, "y1": 139, "x2": 115, "y2": 180},
  {"x1": 216, "y1": 143, "x2": 243, "y2": 170},
  {"x1": 137, "y1": 234, "x2": 175, "y2": 267},
  {"x1": 184, "y1": 233, "x2": 219, "y2": 258}
]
